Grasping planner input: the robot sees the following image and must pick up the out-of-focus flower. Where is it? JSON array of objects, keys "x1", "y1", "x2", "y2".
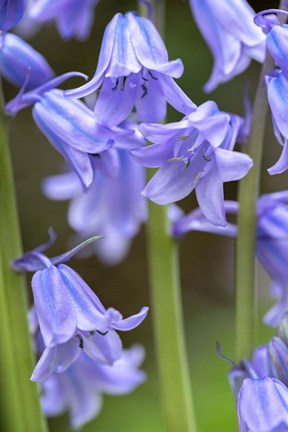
[
  {"x1": 41, "y1": 345, "x2": 146, "y2": 429},
  {"x1": 132, "y1": 101, "x2": 252, "y2": 227},
  {"x1": 13, "y1": 233, "x2": 148, "y2": 349},
  {"x1": 44, "y1": 147, "x2": 147, "y2": 265},
  {"x1": 189, "y1": 0, "x2": 265, "y2": 92},
  {"x1": 5, "y1": 74, "x2": 135, "y2": 188},
  {"x1": 172, "y1": 190, "x2": 288, "y2": 326},
  {"x1": 0, "y1": 33, "x2": 54, "y2": 89},
  {"x1": 29, "y1": 0, "x2": 100, "y2": 41},
  {"x1": 66, "y1": 11, "x2": 195, "y2": 125},
  {"x1": 0, "y1": 0, "x2": 26, "y2": 32}
]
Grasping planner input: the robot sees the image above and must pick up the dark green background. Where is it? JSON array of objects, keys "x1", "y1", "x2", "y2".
[{"x1": 6, "y1": 1, "x2": 285, "y2": 430}]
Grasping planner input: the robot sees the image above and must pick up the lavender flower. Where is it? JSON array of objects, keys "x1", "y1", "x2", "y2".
[
  {"x1": 132, "y1": 101, "x2": 252, "y2": 227},
  {"x1": 41, "y1": 345, "x2": 146, "y2": 429},
  {"x1": 5, "y1": 74, "x2": 134, "y2": 188},
  {"x1": 43, "y1": 145, "x2": 147, "y2": 265},
  {"x1": 0, "y1": 33, "x2": 54, "y2": 89},
  {"x1": 29, "y1": 0, "x2": 100, "y2": 41},
  {"x1": 0, "y1": 0, "x2": 26, "y2": 32},
  {"x1": 13, "y1": 233, "x2": 148, "y2": 348},
  {"x1": 172, "y1": 190, "x2": 288, "y2": 326},
  {"x1": 189, "y1": 0, "x2": 266, "y2": 92},
  {"x1": 66, "y1": 11, "x2": 195, "y2": 125}
]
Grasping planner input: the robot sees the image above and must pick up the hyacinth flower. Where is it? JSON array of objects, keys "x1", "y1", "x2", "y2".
[
  {"x1": 29, "y1": 0, "x2": 100, "y2": 41},
  {"x1": 172, "y1": 190, "x2": 288, "y2": 326},
  {"x1": 43, "y1": 144, "x2": 147, "y2": 265},
  {"x1": 189, "y1": 0, "x2": 266, "y2": 93},
  {"x1": 40, "y1": 345, "x2": 146, "y2": 429},
  {"x1": 0, "y1": 33, "x2": 54, "y2": 89},
  {"x1": 5, "y1": 74, "x2": 134, "y2": 188},
  {"x1": 132, "y1": 100, "x2": 252, "y2": 227},
  {"x1": 0, "y1": 0, "x2": 25, "y2": 32},
  {"x1": 12, "y1": 231, "x2": 148, "y2": 349},
  {"x1": 66, "y1": 11, "x2": 195, "y2": 125}
]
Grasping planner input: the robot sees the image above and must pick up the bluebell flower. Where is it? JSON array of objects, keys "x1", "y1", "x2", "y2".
[
  {"x1": 132, "y1": 101, "x2": 252, "y2": 227},
  {"x1": 29, "y1": 0, "x2": 100, "y2": 41},
  {"x1": 189, "y1": 0, "x2": 265, "y2": 92},
  {"x1": 238, "y1": 377, "x2": 288, "y2": 431},
  {"x1": 13, "y1": 233, "x2": 148, "y2": 348},
  {"x1": 0, "y1": 33, "x2": 54, "y2": 89},
  {"x1": 5, "y1": 74, "x2": 134, "y2": 188},
  {"x1": 0, "y1": 0, "x2": 26, "y2": 32},
  {"x1": 66, "y1": 11, "x2": 195, "y2": 125},
  {"x1": 228, "y1": 337, "x2": 288, "y2": 431},
  {"x1": 43, "y1": 142, "x2": 147, "y2": 265},
  {"x1": 172, "y1": 190, "x2": 288, "y2": 326},
  {"x1": 40, "y1": 345, "x2": 146, "y2": 429}
]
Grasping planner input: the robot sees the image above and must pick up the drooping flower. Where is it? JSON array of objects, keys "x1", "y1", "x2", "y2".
[
  {"x1": 13, "y1": 232, "x2": 148, "y2": 349},
  {"x1": 172, "y1": 190, "x2": 288, "y2": 326},
  {"x1": 5, "y1": 74, "x2": 134, "y2": 188},
  {"x1": 29, "y1": 0, "x2": 100, "y2": 41},
  {"x1": 238, "y1": 377, "x2": 288, "y2": 432},
  {"x1": 132, "y1": 101, "x2": 252, "y2": 227},
  {"x1": 0, "y1": 33, "x2": 54, "y2": 89},
  {"x1": 40, "y1": 345, "x2": 146, "y2": 429},
  {"x1": 0, "y1": 0, "x2": 26, "y2": 32},
  {"x1": 228, "y1": 335, "x2": 288, "y2": 431},
  {"x1": 43, "y1": 137, "x2": 147, "y2": 265},
  {"x1": 66, "y1": 11, "x2": 195, "y2": 125},
  {"x1": 189, "y1": 0, "x2": 266, "y2": 92}
]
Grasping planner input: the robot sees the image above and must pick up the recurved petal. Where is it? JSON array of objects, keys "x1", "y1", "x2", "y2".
[
  {"x1": 159, "y1": 75, "x2": 196, "y2": 115},
  {"x1": 216, "y1": 147, "x2": 253, "y2": 182},
  {"x1": 110, "y1": 306, "x2": 149, "y2": 331},
  {"x1": 42, "y1": 172, "x2": 82, "y2": 201},
  {"x1": 32, "y1": 266, "x2": 77, "y2": 347},
  {"x1": 268, "y1": 139, "x2": 288, "y2": 175}
]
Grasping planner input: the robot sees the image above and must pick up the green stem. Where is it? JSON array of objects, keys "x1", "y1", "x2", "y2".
[
  {"x1": 139, "y1": 1, "x2": 197, "y2": 430},
  {"x1": 235, "y1": 0, "x2": 286, "y2": 360},
  {"x1": 0, "y1": 85, "x2": 48, "y2": 431}
]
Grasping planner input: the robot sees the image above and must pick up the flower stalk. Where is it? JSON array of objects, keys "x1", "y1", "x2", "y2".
[
  {"x1": 0, "y1": 80, "x2": 48, "y2": 432},
  {"x1": 235, "y1": 0, "x2": 287, "y2": 361},
  {"x1": 139, "y1": 1, "x2": 197, "y2": 431}
]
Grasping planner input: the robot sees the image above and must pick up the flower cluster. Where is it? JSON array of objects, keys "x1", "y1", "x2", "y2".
[{"x1": 13, "y1": 232, "x2": 148, "y2": 427}]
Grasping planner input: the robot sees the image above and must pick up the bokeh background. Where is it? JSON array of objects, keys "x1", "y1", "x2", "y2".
[{"x1": 6, "y1": 0, "x2": 286, "y2": 430}]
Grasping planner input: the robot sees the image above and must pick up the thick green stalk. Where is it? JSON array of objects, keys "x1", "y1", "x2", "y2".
[
  {"x1": 0, "y1": 89, "x2": 48, "y2": 431},
  {"x1": 139, "y1": 1, "x2": 197, "y2": 430},
  {"x1": 235, "y1": 1, "x2": 286, "y2": 360}
]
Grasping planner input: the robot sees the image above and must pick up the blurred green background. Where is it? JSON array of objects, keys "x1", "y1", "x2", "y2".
[{"x1": 5, "y1": 0, "x2": 287, "y2": 430}]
